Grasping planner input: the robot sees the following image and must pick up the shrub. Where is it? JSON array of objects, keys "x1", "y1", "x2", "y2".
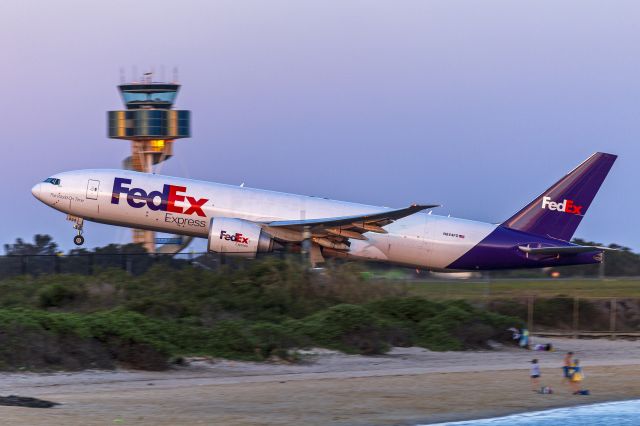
[
  {"x1": 37, "y1": 282, "x2": 86, "y2": 308},
  {"x1": 0, "y1": 309, "x2": 177, "y2": 370},
  {"x1": 0, "y1": 324, "x2": 114, "y2": 371},
  {"x1": 365, "y1": 297, "x2": 441, "y2": 324},
  {"x1": 0, "y1": 260, "x2": 527, "y2": 370},
  {"x1": 294, "y1": 304, "x2": 391, "y2": 354},
  {"x1": 414, "y1": 303, "x2": 518, "y2": 351},
  {"x1": 248, "y1": 322, "x2": 300, "y2": 360},
  {"x1": 202, "y1": 320, "x2": 261, "y2": 360},
  {"x1": 415, "y1": 322, "x2": 463, "y2": 351}
]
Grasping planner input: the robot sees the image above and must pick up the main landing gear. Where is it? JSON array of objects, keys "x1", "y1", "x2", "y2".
[{"x1": 67, "y1": 215, "x2": 85, "y2": 246}]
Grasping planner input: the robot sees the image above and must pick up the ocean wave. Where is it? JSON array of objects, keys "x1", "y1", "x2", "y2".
[{"x1": 424, "y1": 399, "x2": 640, "y2": 425}]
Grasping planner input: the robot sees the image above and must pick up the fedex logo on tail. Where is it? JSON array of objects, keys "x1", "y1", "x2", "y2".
[
  {"x1": 541, "y1": 196, "x2": 583, "y2": 215},
  {"x1": 220, "y1": 230, "x2": 249, "y2": 244},
  {"x1": 111, "y1": 177, "x2": 208, "y2": 217}
]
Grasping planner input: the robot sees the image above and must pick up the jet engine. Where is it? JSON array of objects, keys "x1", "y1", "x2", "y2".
[{"x1": 207, "y1": 217, "x2": 276, "y2": 258}]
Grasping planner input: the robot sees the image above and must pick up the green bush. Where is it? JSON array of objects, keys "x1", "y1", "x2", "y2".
[
  {"x1": 37, "y1": 283, "x2": 86, "y2": 308},
  {"x1": 0, "y1": 309, "x2": 180, "y2": 370},
  {"x1": 294, "y1": 304, "x2": 391, "y2": 354},
  {"x1": 415, "y1": 322, "x2": 463, "y2": 351},
  {"x1": 412, "y1": 302, "x2": 518, "y2": 351},
  {"x1": 414, "y1": 305, "x2": 471, "y2": 351},
  {"x1": 205, "y1": 320, "x2": 261, "y2": 360},
  {"x1": 248, "y1": 322, "x2": 300, "y2": 360},
  {"x1": 0, "y1": 259, "x2": 524, "y2": 370},
  {"x1": 365, "y1": 297, "x2": 441, "y2": 324}
]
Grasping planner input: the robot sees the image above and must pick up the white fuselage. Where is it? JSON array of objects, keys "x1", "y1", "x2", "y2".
[{"x1": 32, "y1": 169, "x2": 497, "y2": 270}]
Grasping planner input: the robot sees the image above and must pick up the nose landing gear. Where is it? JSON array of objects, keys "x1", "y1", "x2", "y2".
[{"x1": 67, "y1": 215, "x2": 85, "y2": 246}]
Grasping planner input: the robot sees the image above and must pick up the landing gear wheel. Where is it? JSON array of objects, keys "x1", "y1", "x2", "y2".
[{"x1": 73, "y1": 235, "x2": 85, "y2": 246}]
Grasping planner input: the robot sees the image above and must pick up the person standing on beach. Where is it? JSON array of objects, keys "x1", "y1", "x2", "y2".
[
  {"x1": 530, "y1": 359, "x2": 541, "y2": 391},
  {"x1": 562, "y1": 351, "x2": 574, "y2": 386},
  {"x1": 519, "y1": 328, "x2": 530, "y2": 349},
  {"x1": 569, "y1": 359, "x2": 585, "y2": 394}
]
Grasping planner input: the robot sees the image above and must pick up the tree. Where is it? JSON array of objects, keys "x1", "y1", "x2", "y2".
[{"x1": 4, "y1": 234, "x2": 58, "y2": 256}]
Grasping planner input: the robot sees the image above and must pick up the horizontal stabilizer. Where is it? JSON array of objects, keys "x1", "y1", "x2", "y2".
[{"x1": 518, "y1": 245, "x2": 615, "y2": 256}]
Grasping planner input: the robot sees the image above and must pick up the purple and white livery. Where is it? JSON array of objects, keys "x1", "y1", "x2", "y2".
[{"x1": 32, "y1": 152, "x2": 616, "y2": 271}]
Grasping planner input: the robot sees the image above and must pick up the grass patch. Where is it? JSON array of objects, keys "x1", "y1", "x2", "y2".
[{"x1": 407, "y1": 278, "x2": 640, "y2": 300}]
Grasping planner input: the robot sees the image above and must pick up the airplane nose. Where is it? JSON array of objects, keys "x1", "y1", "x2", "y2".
[{"x1": 31, "y1": 183, "x2": 43, "y2": 201}]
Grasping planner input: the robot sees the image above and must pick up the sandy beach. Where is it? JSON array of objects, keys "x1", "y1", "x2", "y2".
[{"x1": 0, "y1": 337, "x2": 638, "y2": 425}]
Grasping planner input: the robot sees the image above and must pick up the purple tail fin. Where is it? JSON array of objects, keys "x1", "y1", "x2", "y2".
[{"x1": 502, "y1": 152, "x2": 617, "y2": 241}]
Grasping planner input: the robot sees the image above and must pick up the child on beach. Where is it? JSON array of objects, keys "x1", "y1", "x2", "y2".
[{"x1": 530, "y1": 359, "x2": 541, "y2": 391}]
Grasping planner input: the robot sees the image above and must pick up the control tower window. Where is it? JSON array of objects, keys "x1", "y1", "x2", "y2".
[{"x1": 122, "y1": 91, "x2": 177, "y2": 106}]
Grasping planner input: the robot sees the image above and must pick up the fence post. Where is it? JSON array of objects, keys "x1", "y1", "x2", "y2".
[
  {"x1": 527, "y1": 296, "x2": 534, "y2": 333},
  {"x1": 572, "y1": 297, "x2": 580, "y2": 339},
  {"x1": 88, "y1": 254, "x2": 94, "y2": 275},
  {"x1": 610, "y1": 298, "x2": 617, "y2": 340},
  {"x1": 483, "y1": 272, "x2": 491, "y2": 309},
  {"x1": 21, "y1": 255, "x2": 27, "y2": 275}
]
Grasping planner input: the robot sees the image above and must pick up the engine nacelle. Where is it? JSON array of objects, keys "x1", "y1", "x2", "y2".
[{"x1": 207, "y1": 217, "x2": 275, "y2": 258}]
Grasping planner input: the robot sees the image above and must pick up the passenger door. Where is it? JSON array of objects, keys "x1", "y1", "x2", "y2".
[{"x1": 86, "y1": 180, "x2": 100, "y2": 200}]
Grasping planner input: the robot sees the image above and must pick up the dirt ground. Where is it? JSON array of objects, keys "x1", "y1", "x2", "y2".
[{"x1": 0, "y1": 338, "x2": 639, "y2": 425}]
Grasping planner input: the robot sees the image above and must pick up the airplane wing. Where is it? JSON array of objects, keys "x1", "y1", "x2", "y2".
[
  {"x1": 518, "y1": 245, "x2": 616, "y2": 255},
  {"x1": 267, "y1": 204, "x2": 438, "y2": 232},
  {"x1": 263, "y1": 203, "x2": 437, "y2": 263}
]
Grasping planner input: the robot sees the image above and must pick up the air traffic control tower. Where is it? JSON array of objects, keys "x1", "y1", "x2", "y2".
[{"x1": 108, "y1": 75, "x2": 191, "y2": 252}]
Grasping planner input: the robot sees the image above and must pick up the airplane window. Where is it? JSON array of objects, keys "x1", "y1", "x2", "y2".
[{"x1": 43, "y1": 178, "x2": 60, "y2": 185}]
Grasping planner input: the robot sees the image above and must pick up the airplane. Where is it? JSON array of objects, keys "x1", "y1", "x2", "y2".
[{"x1": 31, "y1": 152, "x2": 616, "y2": 271}]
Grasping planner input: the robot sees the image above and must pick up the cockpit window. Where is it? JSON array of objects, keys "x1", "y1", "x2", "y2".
[{"x1": 43, "y1": 178, "x2": 61, "y2": 185}]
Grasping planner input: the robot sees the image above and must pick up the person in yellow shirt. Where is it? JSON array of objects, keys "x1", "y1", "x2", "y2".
[
  {"x1": 562, "y1": 351, "x2": 574, "y2": 384},
  {"x1": 569, "y1": 359, "x2": 585, "y2": 394}
]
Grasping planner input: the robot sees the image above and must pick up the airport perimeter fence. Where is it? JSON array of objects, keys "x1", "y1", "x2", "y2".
[
  {"x1": 0, "y1": 251, "x2": 259, "y2": 277},
  {"x1": 485, "y1": 295, "x2": 640, "y2": 340},
  {"x1": 1, "y1": 250, "x2": 640, "y2": 279}
]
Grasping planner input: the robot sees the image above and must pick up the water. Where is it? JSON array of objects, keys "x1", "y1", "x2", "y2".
[{"x1": 427, "y1": 399, "x2": 640, "y2": 425}]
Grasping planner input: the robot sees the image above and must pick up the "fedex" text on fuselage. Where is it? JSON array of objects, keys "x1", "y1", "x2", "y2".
[{"x1": 111, "y1": 177, "x2": 209, "y2": 217}]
